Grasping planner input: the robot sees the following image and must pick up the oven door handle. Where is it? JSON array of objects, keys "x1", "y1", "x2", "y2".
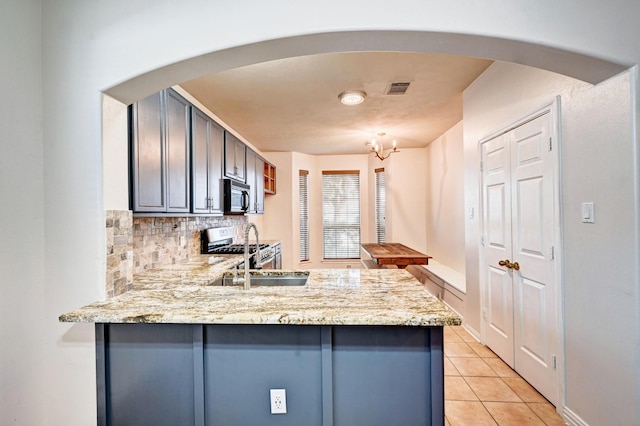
[
  {"x1": 258, "y1": 254, "x2": 275, "y2": 269},
  {"x1": 241, "y1": 190, "x2": 250, "y2": 212}
]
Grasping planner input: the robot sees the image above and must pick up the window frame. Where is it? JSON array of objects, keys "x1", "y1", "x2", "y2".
[
  {"x1": 299, "y1": 170, "x2": 310, "y2": 262},
  {"x1": 374, "y1": 167, "x2": 386, "y2": 244},
  {"x1": 321, "y1": 170, "x2": 361, "y2": 260}
]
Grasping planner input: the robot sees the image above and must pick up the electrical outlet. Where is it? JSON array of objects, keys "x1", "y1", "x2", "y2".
[{"x1": 270, "y1": 389, "x2": 287, "y2": 414}]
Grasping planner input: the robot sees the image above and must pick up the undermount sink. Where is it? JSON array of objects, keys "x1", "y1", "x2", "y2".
[{"x1": 210, "y1": 271, "x2": 310, "y2": 287}]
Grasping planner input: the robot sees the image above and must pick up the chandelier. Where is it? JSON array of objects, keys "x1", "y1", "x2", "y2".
[{"x1": 367, "y1": 132, "x2": 398, "y2": 161}]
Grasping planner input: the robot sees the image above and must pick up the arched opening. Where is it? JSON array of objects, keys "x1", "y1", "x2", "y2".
[{"x1": 105, "y1": 30, "x2": 627, "y2": 104}]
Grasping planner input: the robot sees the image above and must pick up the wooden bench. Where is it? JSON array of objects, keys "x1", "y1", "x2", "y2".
[{"x1": 360, "y1": 243, "x2": 431, "y2": 269}]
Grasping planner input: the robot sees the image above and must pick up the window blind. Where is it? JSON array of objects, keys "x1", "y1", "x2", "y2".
[
  {"x1": 322, "y1": 170, "x2": 361, "y2": 259},
  {"x1": 299, "y1": 170, "x2": 309, "y2": 261},
  {"x1": 375, "y1": 167, "x2": 386, "y2": 244}
]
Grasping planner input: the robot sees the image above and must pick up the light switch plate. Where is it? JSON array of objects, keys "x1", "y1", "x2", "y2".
[{"x1": 581, "y1": 202, "x2": 595, "y2": 223}]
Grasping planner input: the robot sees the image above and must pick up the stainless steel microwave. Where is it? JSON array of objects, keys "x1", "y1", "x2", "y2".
[{"x1": 223, "y1": 179, "x2": 250, "y2": 214}]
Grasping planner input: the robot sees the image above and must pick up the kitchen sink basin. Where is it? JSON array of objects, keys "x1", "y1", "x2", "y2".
[{"x1": 211, "y1": 271, "x2": 309, "y2": 287}]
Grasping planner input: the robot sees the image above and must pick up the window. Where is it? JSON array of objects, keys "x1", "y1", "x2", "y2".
[
  {"x1": 299, "y1": 170, "x2": 309, "y2": 261},
  {"x1": 322, "y1": 170, "x2": 361, "y2": 259},
  {"x1": 375, "y1": 168, "x2": 386, "y2": 243}
]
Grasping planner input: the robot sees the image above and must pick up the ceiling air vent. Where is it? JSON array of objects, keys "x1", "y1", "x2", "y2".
[{"x1": 385, "y1": 82, "x2": 411, "y2": 95}]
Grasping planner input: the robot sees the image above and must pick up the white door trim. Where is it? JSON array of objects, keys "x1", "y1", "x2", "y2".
[{"x1": 477, "y1": 97, "x2": 565, "y2": 410}]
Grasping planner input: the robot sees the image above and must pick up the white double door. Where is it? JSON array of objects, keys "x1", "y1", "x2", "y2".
[{"x1": 480, "y1": 105, "x2": 560, "y2": 406}]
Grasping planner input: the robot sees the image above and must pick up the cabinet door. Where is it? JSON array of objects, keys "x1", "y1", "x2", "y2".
[
  {"x1": 244, "y1": 150, "x2": 265, "y2": 214},
  {"x1": 192, "y1": 109, "x2": 224, "y2": 215},
  {"x1": 191, "y1": 108, "x2": 210, "y2": 214},
  {"x1": 255, "y1": 155, "x2": 265, "y2": 214},
  {"x1": 208, "y1": 121, "x2": 224, "y2": 214},
  {"x1": 130, "y1": 91, "x2": 165, "y2": 212},
  {"x1": 224, "y1": 132, "x2": 237, "y2": 178},
  {"x1": 224, "y1": 132, "x2": 246, "y2": 181},
  {"x1": 264, "y1": 161, "x2": 276, "y2": 194},
  {"x1": 234, "y1": 139, "x2": 246, "y2": 181},
  {"x1": 165, "y1": 90, "x2": 191, "y2": 213},
  {"x1": 246, "y1": 149, "x2": 257, "y2": 213}
]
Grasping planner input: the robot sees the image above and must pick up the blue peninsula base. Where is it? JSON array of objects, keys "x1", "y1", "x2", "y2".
[{"x1": 96, "y1": 323, "x2": 444, "y2": 426}]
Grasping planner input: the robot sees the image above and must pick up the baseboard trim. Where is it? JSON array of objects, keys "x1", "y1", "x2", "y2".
[
  {"x1": 563, "y1": 406, "x2": 589, "y2": 426},
  {"x1": 462, "y1": 324, "x2": 481, "y2": 343}
]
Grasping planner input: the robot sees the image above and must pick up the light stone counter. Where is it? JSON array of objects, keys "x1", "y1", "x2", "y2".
[
  {"x1": 60, "y1": 262, "x2": 461, "y2": 326},
  {"x1": 131, "y1": 254, "x2": 243, "y2": 290}
]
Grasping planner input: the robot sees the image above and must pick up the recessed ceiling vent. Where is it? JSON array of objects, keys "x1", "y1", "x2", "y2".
[{"x1": 385, "y1": 82, "x2": 411, "y2": 95}]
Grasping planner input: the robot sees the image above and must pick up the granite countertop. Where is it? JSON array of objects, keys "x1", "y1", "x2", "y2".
[
  {"x1": 131, "y1": 254, "x2": 243, "y2": 290},
  {"x1": 59, "y1": 255, "x2": 461, "y2": 327}
]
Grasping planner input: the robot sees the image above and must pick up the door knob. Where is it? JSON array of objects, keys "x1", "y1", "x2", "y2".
[{"x1": 498, "y1": 259, "x2": 520, "y2": 270}]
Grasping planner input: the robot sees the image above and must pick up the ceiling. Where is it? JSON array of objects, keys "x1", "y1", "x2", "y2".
[{"x1": 180, "y1": 52, "x2": 493, "y2": 156}]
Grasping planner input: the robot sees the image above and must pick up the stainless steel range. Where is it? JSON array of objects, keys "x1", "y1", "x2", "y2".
[{"x1": 201, "y1": 227, "x2": 276, "y2": 269}]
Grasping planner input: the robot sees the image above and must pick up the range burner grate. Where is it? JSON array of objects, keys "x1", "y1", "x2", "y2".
[{"x1": 208, "y1": 243, "x2": 270, "y2": 255}]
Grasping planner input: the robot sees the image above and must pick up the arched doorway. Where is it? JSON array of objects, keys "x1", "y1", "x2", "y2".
[{"x1": 105, "y1": 30, "x2": 625, "y2": 104}]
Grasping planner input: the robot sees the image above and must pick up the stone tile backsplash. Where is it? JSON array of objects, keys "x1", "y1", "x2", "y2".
[
  {"x1": 105, "y1": 210, "x2": 248, "y2": 297},
  {"x1": 106, "y1": 210, "x2": 134, "y2": 298}
]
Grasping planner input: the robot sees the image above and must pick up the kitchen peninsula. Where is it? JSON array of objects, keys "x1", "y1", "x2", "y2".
[{"x1": 61, "y1": 260, "x2": 460, "y2": 426}]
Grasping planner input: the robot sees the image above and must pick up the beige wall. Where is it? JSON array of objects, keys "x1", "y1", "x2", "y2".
[
  {"x1": 1, "y1": 2, "x2": 47, "y2": 424},
  {"x1": 385, "y1": 149, "x2": 429, "y2": 253},
  {"x1": 425, "y1": 122, "x2": 465, "y2": 272}
]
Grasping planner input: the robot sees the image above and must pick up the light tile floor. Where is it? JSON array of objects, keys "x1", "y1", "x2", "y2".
[{"x1": 444, "y1": 325, "x2": 566, "y2": 426}]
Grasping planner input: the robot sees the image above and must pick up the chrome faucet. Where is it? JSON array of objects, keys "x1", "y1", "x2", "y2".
[{"x1": 242, "y1": 223, "x2": 260, "y2": 290}]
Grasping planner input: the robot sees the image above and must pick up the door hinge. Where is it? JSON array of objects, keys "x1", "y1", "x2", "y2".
[
  {"x1": 548, "y1": 137, "x2": 553, "y2": 151},
  {"x1": 552, "y1": 354, "x2": 557, "y2": 370},
  {"x1": 481, "y1": 235, "x2": 485, "y2": 246},
  {"x1": 551, "y1": 246, "x2": 555, "y2": 260},
  {"x1": 480, "y1": 161, "x2": 483, "y2": 172}
]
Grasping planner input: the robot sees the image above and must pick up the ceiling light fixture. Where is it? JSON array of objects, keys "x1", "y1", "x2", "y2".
[
  {"x1": 339, "y1": 90, "x2": 367, "y2": 106},
  {"x1": 367, "y1": 132, "x2": 399, "y2": 161}
]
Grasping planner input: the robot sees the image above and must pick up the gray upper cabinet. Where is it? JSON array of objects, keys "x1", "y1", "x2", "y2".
[
  {"x1": 246, "y1": 149, "x2": 265, "y2": 214},
  {"x1": 130, "y1": 89, "x2": 191, "y2": 213},
  {"x1": 130, "y1": 88, "x2": 269, "y2": 216},
  {"x1": 224, "y1": 132, "x2": 246, "y2": 182},
  {"x1": 164, "y1": 90, "x2": 191, "y2": 212},
  {"x1": 191, "y1": 108, "x2": 224, "y2": 215},
  {"x1": 130, "y1": 91, "x2": 164, "y2": 211}
]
